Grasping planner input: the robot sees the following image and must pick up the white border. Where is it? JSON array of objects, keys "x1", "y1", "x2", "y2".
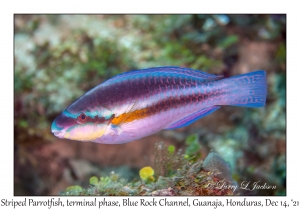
[{"x1": 1, "y1": 1, "x2": 297, "y2": 210}]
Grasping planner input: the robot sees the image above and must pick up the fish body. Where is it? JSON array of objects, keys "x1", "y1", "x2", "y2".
[{"x1": 51, "y1": 66, "x2": 267, "y2": 144}]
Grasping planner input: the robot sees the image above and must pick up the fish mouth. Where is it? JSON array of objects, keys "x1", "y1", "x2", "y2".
[
  {"x1": 52, "y1": 131, "x2": 65, "y2": 138},
  {"x1": 51, "y1": 119, "x2": 66, "y2": 138},
  {"x1": 51, "y1": 112, "x2": 77, "y2": 139}
]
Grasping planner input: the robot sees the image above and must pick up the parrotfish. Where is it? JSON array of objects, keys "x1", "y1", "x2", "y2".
[{"x1": 51, "y1": 66, "x2": 267, "y2": 144}]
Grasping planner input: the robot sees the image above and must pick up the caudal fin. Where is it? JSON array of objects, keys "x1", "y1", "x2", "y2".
[{"x1": 223, "y1": 70, "x2": 267, "y2": 107}]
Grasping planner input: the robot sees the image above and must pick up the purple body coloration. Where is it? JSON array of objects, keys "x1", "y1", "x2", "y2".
[{"x1": 51, "y1": 66, "x2": 267, "y2": 144}]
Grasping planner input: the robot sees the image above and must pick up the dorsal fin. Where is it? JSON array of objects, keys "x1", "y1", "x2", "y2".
[{"x1": 103, "y1": 66, "x2": 223, "y2": 85}]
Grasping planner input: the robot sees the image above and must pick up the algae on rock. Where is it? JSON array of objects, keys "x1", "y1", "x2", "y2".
[{"x1": 61, "y1": 141, "x2": 235, "y2": 196}]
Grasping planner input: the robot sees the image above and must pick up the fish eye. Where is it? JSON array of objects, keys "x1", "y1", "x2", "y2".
[{"x1": 77, "y1": 113, "x2": 88, "y2": 123}]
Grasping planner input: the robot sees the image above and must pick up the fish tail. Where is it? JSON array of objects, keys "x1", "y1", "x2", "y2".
[{"x1": 220, "y1": 70, "x2": 267, "y2": 107}]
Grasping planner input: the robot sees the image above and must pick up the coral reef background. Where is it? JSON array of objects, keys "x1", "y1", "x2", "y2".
[{"x1": 14, "y1": 14, "x2": 286, "y2": 195}]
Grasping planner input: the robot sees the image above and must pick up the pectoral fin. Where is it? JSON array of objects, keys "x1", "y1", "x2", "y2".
[
  {"x1": 110, "y1": 100, "x2": 149, "y2": 126},
  {"x1": 165, "y1": 106, "x2": 220, "y2": 130}
]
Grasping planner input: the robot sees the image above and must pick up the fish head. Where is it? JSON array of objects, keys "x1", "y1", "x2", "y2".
[{"x1": 51, "y1": 97, "x2": 112, "y2": 141}]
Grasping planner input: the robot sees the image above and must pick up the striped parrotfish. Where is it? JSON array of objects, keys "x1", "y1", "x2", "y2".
[{"x1": 51, "y1": 66, "x2": 267, "y2": 144}]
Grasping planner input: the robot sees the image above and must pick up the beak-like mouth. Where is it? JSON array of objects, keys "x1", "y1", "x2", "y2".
[
  {"x1": 51, "y1": 117, "x2": 66, "y2": 138},
  {"x1": 53, "y1": 131, "x2": 60, "y2": 136},
  {"x1": 51, "y1": 111, "x2": 77, "y2": 139},
  {"x1": 52, "y1": 130, "x2": 66, "y2": 138}
]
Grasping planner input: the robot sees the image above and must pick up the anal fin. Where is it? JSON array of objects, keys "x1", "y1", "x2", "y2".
[{"x1": 165, "y1": 106, "x2": 220, "y2": 130}]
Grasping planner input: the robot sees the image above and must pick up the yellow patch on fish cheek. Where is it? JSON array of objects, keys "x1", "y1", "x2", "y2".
[{"x1": 65, "y1": 124, "x2": 106, "y2": 141}]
